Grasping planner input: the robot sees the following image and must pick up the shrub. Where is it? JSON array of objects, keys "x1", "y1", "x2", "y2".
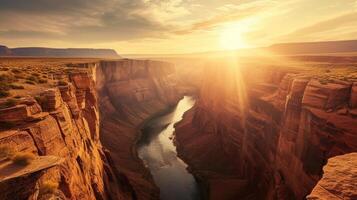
[
  {"x1": 34, "y1": 95, "x2": 47, "y2": 106},
  {"x1": 25, "y1": 80, "x2": 36, "y2": 85},
  {"x1": 0, "y1": 98, "x2": 17, "y2": 109},
  {"x1": 27, "y1": 76, "x2": 37, "y2": 82},
  {"x1": 31, "y1": 72, "x2": 40, "y2": 77},
  {"x1": 0, "y1": 67, "x2": 9, "y2": 71},
  {"x1": 38, "y1": 79, "x2": 48, "y2": 84},
  {"x1": 0, "y1": 90, "x2": 10, "y2": 98},
  {"x1": 0, "y1": 74, "x2": 13, "y2": 82},
  {"x1": 10, "y1": 84, "x2": 24, "y2": 89},
  {"x1": 57, "y1": 80, "x2": 68, "y2": 86},
  {"x1": 40, "y1": 181, "x2": 59, "y2": 195},
  {"x1": 14, "y1": 74, "x2": 25, "y2": 79},
  {"x1": 11, "y1": 69, "x2": 21, "y2": 74},
  {"x1": 11, "y1": 152, "x2": 35, "y2": 166},
  {"x1": 0, "y1": 146, "x2": 15, "y2": 160}
]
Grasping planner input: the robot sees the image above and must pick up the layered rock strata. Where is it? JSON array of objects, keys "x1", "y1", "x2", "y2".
[
  {"x1": 0, "y1": 65, "x2": 131, "y2": 200},
  {"x1": 174, "y1": 64, "x2": 357, "y2": 200},
  {"x1": 97, "y1": 59, "x2": 182, "y2": 200}
]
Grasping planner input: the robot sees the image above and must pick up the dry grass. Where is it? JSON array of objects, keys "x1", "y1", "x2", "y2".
[
  {"x1": 40, "y1": 181, "x2": 59, "y2": 195},
  {"x1": 0, "y1": 98, "x2": 18, "y2": 109}
]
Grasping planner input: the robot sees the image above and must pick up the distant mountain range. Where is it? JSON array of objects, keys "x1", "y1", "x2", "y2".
[
  {"x1": 125, "y1": 39, "x2": 357, "y2": 58},
  {"x1": 263, "y1": 40, "x2": 357, "y2": 55},
  {"x1": 0, "y1": 45, "x2": 120, "y2": 58}
]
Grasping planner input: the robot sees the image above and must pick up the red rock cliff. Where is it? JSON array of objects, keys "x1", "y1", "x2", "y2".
[
  {"x1": 174, "y1": 62, "x2": 357, "y2": 200},
  {"x1": 97, "y1": 59, "x2": 182, "y2": 200},
  {"x1": 0, "y1": 62, "x2": 131, "y2": 200}
]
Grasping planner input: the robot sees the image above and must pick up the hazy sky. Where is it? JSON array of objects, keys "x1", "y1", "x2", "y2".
[{"x1": 0, "y1": 0, "x2": 356, "y2": 54}]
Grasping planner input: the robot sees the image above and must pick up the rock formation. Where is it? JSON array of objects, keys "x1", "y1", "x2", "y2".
[
  {"x1": 0, "y1": 45, "x2": 120, "y2": 58},
  {"x1": 174, "y1": 61, "x2": 357, "y2": 200},
  {"x1": 307, "y1": 153, "x2": 357, "y2": 200},
  {"x1": 97, "y1": 59, "x2": 182, "y2": 200},
  {"x1": 0, "y1": 58, "x2": 179, "y2": 200}
]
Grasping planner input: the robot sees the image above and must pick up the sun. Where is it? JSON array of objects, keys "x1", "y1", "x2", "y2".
[{"x1": 219, "y1": 22, "x2": 250, "y2": 50}]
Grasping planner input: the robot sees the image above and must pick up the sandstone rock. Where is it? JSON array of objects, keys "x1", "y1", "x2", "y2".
[
  {"x1": 41, "y1": 88, "x2": 63, "y2": 111},
  {"x1": 0, "y1": 103, "x2": 48, "y2": 125},
  {"x1": 350, "y1": 82, "x2": 357, "y2": 108},
  {"x1": 307, "y1": 153, "x2": 357, "y2": 200},
  {"x1": 302, "y1": 80, "x2": 351, "y2": 110}
]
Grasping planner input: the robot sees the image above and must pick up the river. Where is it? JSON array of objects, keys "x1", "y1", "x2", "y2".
[{"x1": 137, "y1": 96, "x2": 200, "y2": 200}]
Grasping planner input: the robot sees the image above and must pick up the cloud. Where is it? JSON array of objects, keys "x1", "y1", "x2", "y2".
[
  {"x1": 173, "y1": 2, "x2": 269, "y2": 35},
  {"x1": 0, "y1": 0, "x2": 190, "y2": 43},
  {"x1": 279, "y1": 12, "x2": 357, "y2": 41}
]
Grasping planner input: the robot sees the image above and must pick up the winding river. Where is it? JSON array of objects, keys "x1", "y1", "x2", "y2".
[{"x1": 137, "y1": 96, "x2": 200, "y2": 200}]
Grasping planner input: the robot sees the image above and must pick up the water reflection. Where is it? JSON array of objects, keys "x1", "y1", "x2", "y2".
[{"x1": 137, "y1": 96, "x2": 200, "y2": 200}]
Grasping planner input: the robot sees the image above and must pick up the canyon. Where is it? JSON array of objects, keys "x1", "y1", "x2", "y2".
[
  {"x1": 0, "y1": 55, "x2": 356, "y2": 200},
  {"x1": 174, "y1": 59, "x2": 357, "y2": 199}
]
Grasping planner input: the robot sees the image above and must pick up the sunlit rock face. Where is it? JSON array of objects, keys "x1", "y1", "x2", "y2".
[
  {"x1": 175, "y1": 61, "x2": 357, "y2": 200},
  {"x1": 307, "y1": 153, "x2": 357, "y2": 200},
  {"x1": 97, "y1": 59, "x2": 182, "y2": 200},
  {"x1": 0, "y1": 72, "x2": 127, "y2": 200}
]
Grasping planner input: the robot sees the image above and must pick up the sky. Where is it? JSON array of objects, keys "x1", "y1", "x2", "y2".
[{"x1": 0, "y1": 0, "x2": 357, "y2": 54}]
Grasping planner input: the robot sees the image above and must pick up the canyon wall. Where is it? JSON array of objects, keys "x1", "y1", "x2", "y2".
[
  {"x1": 0, "y1": 70, "x2": 128, "y2": 199},
  {"x1": 0, "y1": 58, "x2": 181, "y2": 200},
  {"x1": 174, "y1": 63, "x2": 357, "y2": 199},
  {"x1": 97, "y1": 59, "x2": 182, "y2": 200}
]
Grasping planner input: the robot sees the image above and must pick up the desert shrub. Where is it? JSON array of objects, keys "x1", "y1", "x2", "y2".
[
  {"x1": 11, "y1": 152, "x2": 35, "y2": 166},
  {"x1": 25, "y1": 80, "x2": 36, "y2": 85},
  {"x1": 57, "y1": 80, "x2": 68, "y2": 86},
  {"x1": 31, "y1": 72, "x2": 40, "y2": 77},
  {"x1": 14, "y1": 74, "x2": 25, "y2": 79},
  {"x1": 0, "y1": 67, "x2": 9, "y2": 71},
  {"x1": 0, "y1": 98, "x2": 18, "y2": 109},
  {"x1": 38, "y1": 79, "x2": 48, "y2": 84},
  {"x1": 34, "y1": 95, "x2": 47, "y2": 106},
  {"x1": 319, "y1": 80, "x2": 328, "y2": 85},
  {"x1": 27, "y1": 76, "x2": 38, "y2": 82},
  {"x1": 40, "y1": 181, "x2": 59, "y2": 195},
  {"x1": 10, "y1": 84, "x2": 24, "y2": 89},
  {"x1": 0, "y1": 146, "x2": 15, "y2": 160},
  {"x1": 0, "y1": 90, "x2": 10, "y2": 98},
  {"x1": 0, "y1": 74, "x2": 14, "y2": 82},
  {"x1": 11, "y1": 69, "x2": 21, "y2": 74}
]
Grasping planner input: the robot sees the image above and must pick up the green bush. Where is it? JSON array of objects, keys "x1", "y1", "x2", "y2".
[{"x1": 11, "y1": 152, "x2": 35, "y2": 166}]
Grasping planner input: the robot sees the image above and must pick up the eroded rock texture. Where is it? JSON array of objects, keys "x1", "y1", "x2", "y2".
[
  {"x1": 97, "y1": 59, "x2": 182, "y2": 200},
  {"x1": 174, "y1": 63, "x2": 357, "y2": 200},
  {"x1": 0, "y1": 68, "x2": 129, "y2": 199},
  {"x1": 307, "y1": 153, "x2": 357, "y2": 200}
]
